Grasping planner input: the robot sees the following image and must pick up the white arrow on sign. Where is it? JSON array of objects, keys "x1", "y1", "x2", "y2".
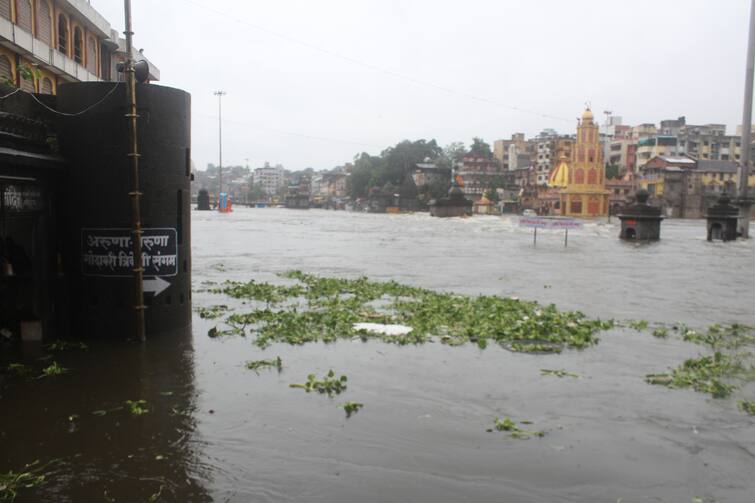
[{"x1": 144, "y1": 277, "x2": 171, "y2": 296}]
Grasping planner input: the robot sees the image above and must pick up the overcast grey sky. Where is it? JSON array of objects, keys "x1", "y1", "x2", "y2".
[{"x1": 92, "y1": 0, "x2": 751, "y2": 171}]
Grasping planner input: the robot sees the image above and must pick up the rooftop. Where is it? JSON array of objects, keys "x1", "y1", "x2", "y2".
[{"x1": 696, "y1": 160, "x2": 739, "y2": 173}]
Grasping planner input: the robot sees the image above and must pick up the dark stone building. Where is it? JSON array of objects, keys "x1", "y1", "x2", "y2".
[
  {"x1": 617, "y1": 190, "x2": 663, "y2": 241},
  {"x1": 429, "y1": 179, "x2": 473, "y2": 217},
  {"x1": 0, "y1": 93, "x2": 65, "y2": 341},
  {"x1": 705, "y1": 195, "x2": 739, "y2": 241},
  {"x1": 197, "y1": 189, "x2": 211, "y2": 210}
]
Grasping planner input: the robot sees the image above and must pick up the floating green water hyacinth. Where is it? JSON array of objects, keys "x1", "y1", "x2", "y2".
[
  {"x1": 488, "y1": 417, "x2": 544, "y2": 439},
  {"x1": 245, "y1": 357, "x2": 282, "y2": 374},
  {"x1": 289, "y1": 370, "x2": 347, "y2": 397},
  {"x1": 203, "y1": 271, "x2": 613, "y2": 352}
]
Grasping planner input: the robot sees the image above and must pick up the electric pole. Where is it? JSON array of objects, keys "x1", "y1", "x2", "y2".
[
  {"x1": 737, "y1": 0, "x2": 755, "y2": 238},
  {"x1": 124, "y1": 0, "x2": 145, "y2": 341},
  {"x1": 214, "y1": 90, "x2": 226, "y2": 210}
]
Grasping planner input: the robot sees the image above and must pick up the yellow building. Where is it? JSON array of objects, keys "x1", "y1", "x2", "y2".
[
  {"x1": 0, "y1": 0, "x2": 159, "y2": 94},
  {"x1": 548, "y1": 107, "x2": 609, "y2": 217}
]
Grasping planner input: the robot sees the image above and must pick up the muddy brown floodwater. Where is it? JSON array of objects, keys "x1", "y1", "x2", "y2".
[{"x1": 2, "y1": 209, "x2": 755, "y2": 502}]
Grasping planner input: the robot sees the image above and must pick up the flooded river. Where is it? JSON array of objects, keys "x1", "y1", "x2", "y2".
[{"x1": 2, "y1": 209, "x2": 754, "y2": 502}]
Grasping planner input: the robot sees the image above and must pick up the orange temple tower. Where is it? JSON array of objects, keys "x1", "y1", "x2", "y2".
[{"x1": 548, "y1": 107, "x2": 609, "y2": 217}]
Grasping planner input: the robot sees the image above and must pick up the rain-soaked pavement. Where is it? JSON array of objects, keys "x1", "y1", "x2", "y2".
[{"x1": 2, "y1": 208, "x2": 755, "y2": 502}]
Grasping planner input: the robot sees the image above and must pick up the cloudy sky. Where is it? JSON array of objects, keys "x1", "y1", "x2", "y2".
[{"x1": 92, "y1": 0, "x2": 751, "y2": 171}]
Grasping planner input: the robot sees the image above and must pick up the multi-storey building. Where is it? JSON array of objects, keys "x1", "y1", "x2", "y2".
[
  {"x1": 606, "y1": 125, "x2": 634, "y2": 174},
  {"x1": 533, "y1": 130, "x2": 575, "y2": 186},
  {"x1": 636, "y1": 136, "x2": 680, "y2": 169},
  {"x1": 311, "y1": 171, "x2": 348, "y2": 200},
  {"x1": 659, "y1": 116, "x2": 686, "y2": 137},
  {"x1": 0, "y1": 0, "x2": 158, "y2": 94},
  {"x1": 253, "y1": 163, "x2": 286, "y2": 196},
  {"x1": 456, "y1": 155, "x2": 500, "y2": 200},
  {"x1": 676, "y1": 124, "x2": 751, "y2": 162},
  {"x1": 639, "y1": 156, "x2": 754, "y2": 218},
  {"x1": 493, "y1": 133, "x2": 529, "y2": 171},
  {"x1": 411, "y1": 162, "x2": 449, "y2": 190}
]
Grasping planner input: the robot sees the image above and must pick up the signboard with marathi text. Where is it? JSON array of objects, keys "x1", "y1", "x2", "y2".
[
  {"x1": 81, "y1": 228, "x2": 178, "y2": 277},
  {"x1": 2, "y1": 184, "x2": 46, "y2": 213},
  {"x1": 519, "y1": 217, "x2": 584, "y2": 230}
]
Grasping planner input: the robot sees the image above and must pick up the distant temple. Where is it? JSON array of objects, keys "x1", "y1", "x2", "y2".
[{"x1": 548, "y1": 107, "x2": 610, "y2": 217}]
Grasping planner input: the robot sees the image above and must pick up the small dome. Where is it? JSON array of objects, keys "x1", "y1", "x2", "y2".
[
  {"x1": 582, "y1": 107, "x2": 594, "y2": 122},
  {"x1": 548, "y1": 156, "x2": 570, "y2": 188}
]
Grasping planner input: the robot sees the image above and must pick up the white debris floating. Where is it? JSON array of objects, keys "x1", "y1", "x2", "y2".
[{"x1": 353, "y1": 323, "x2": 413, "y2": 336}]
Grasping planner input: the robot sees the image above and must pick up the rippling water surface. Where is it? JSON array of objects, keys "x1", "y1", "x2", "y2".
[{"x1": 2, "y1": 208, "x2": 754, "y2": 502}]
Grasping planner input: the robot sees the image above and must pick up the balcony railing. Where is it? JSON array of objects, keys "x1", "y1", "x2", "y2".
[{"x1": 0, "y1": 17, "x2": 100, "y2": 83}]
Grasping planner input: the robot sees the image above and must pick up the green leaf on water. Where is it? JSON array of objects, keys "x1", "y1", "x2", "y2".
[
  {"x1": 738, "y1": 400, "x2": 755, "y2": 415},
  {"x1": 290, "y1": 370, "x2": 348, "y2": 397},
  {"x1": 341, "y1": 401, "x2": 364, "y2": 418},
  {"x1": 540, "y1": 369, "x2": 580, "y2": 379},
  {"x1": 39, "y1": 362, "x2": 68, "y2": 378},
  {"x1": 124, "y1": 400, "x2": 149, "y2": 416},
  {"x1": 491, "y1": 417, "x2": 544, "y2": 439},
  {"x1": 244, "y1": 357, "x2": 282, "y2": 374}
]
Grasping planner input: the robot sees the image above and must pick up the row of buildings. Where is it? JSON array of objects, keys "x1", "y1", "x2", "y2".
[
  {"x1": 193, "y1": 162, "x2": 350, "y2": 207},
  {"x1": 427, "y1": 109, "x2": 755, "y2": 218},
  {"x1": 0, "y1": 0, "x2": 158, "y2": 94}
]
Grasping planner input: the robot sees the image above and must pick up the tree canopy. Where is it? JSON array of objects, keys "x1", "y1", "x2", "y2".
[
  {"x1": 468, "y1": 137, "x2": 493, "y2": 159},
  {"x1": 347, "y1": 138, "x2": 493, "y2": 199}
]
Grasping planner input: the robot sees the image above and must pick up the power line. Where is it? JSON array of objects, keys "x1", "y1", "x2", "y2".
[
  {"x1": 180, "y1": 0, "x2": 572, "y2": 123},
  {"x1": 24, "y1": 81, "x2": 121, "y2": 116},
  {"x1": 197, "y1": 112, "x2": 385, "y2": 149},
  {"x1": 0, "y1": 81, "x2": 121, "y2": 116}
]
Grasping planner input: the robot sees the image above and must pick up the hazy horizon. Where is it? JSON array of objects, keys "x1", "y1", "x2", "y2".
[{"x1": 93, "y1": 0, "x2": 752, "y2": 171}]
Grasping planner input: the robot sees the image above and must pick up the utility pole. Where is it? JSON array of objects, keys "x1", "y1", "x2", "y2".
[
  {"x1": 737, "y1": 0, "x2": 755, "y2": 238},
  {"x1": 214, "y1": 90, "x2": 226, "y2": 210},
  {"x1": 124, "y1": 0, "x2": 145, "y2": 341}
]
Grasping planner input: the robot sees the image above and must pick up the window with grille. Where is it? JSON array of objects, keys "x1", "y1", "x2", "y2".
[
  {"x1": 37, "y1": 0, "x2": 52, "y2": 45},
  {"x1": 57, "y1": 15, "x2": 68, "y2": 54},
  {"x1": 15, "y1": 0, "x2": 32, "y2": 31},
  {"x1": 0, "y1": 55, "x2": 12, "y2": 83},
  {"x1": 40, "y1": 77, "x2": 52, "y2": 94},
  {"x1": 73, "y1": 27, "x2": 83, "y2": 64},
  {"x1": 20, "y1": 72, "x2": 35, "y2": 92},
  {"x1": 87, "y1": 36, "x2": 97, "y2": 74},
  {"x1": 0, "y1": 0, "x2": 10, "y2": 19}
]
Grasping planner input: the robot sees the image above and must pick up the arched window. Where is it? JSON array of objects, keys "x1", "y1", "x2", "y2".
[
  {"x1": 73, "y1": 26, "x2": 83, "y2": 64},
  {"x1": 37, "y1": 0, "x2": 52, "y2": 45},
  {"x1": 570, "y1": 198, "x2": 582, "y2": 214},
  {"x1": 575, "y1": 169, "x2": 585, "y2": 184},
  {"x1": 40, "y1": 77, "x2": 53, "y2": 94},
  {"x1": 0, "y1": 0, "x2": 10, "y2": 20},
  {"x1": 587, "y1": 197, "x2": 600, "y2": 215},
  {"x1": 19, "y1": 67, "x2": 35, "y2": 92},
  {"x1": 86, "y1": 35, "x2": 97, "y2": 74},
  {"x1": 0, "y1": 55, "x2": 13, "y2": 83},
  {"x1": 57, "y1": 14, "x2": 68, "y2": 54},
  {"x1": 587, "y1": 169, "x2": 597, "y2": 185},
  {"x1": 15, "y1": 0, "x2": 32, "y2": 32}
]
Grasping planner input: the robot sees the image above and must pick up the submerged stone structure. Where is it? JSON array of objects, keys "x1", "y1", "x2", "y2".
[
  {"x1": 197, "y1": 189, "x2": 211, "y2": 210},
  {"x1": 429, "y1": 179, "x2": 472, "y2": 217},
  {"x1": 705, "y1": 195, "x2": 739, "y2": 241},
  {"x1": 617, "y1": 190, "x2": 663, "y2": 241}
]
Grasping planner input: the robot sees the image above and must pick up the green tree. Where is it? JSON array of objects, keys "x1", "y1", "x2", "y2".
[
  {"x1": 347, "y1": 152, "x2": 380, "y2": 198},
  {"x1": 605, "y1": 164, "x2": 620, "y2": 180},
  {"x1": 468, "y1": 137, "x2": 493, "y2": 159}
]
